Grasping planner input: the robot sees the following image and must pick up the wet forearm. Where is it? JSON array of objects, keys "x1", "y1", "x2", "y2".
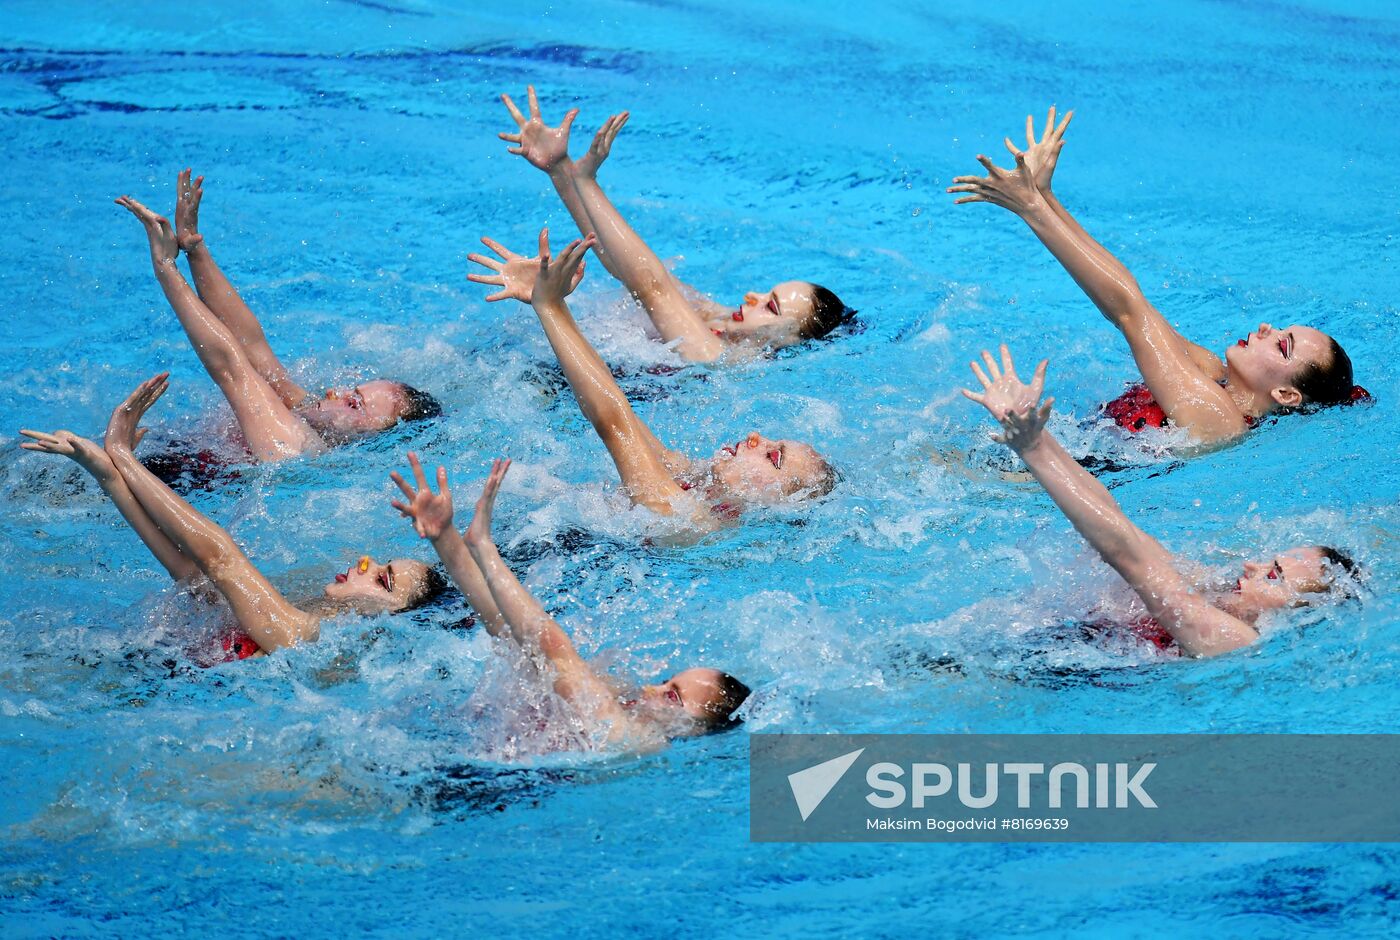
[
  {"x1": 465, "y1": 535, "x2": 556, "y2": 652},
  {"x1": 429, "y1": 530, "x2": 508, "y2": 638},
  {"x1": 97, "y1": 468, "x2": 202, "y2": 583},
  {"x1": 1017, "y1": 198, "x2": 1146, "y2": 326},
  {"x1": 567, "y1": 173, "x2": 721, "y2": 358},
  {"x1": 1014, "y1": 433, "x2": 1147, "y2": 569},
  {"x1": 151, "y1": 263, "x2": 247, "y2": 375},
  {"x1": 107, "y1": 444, "x2": 237, "y2": 571},
  {"x1": 530, "y1": 297, "x2": 635, "y2": 433},
  {"x1": 183, "y1": 244, "x2": 306, "y2": 405},
  {"x1": 548, "y1": 162, "x2": 606, "y2": 256}
]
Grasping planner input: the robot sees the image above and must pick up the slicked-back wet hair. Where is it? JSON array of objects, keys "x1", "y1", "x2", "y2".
[
  {"x1": 1293, "y1": 338, "x2": 1356, "y2": 408},
  {"x1": 804, "y1": 457, "x2": 840, "y2": 500},
  {"x1": 403, "y1": 564, "x2": 451, "y2": 611},
  {"x1": 802, "y1": 285, "x2": 855, "y2": 341},
  {"x1": 1317, "y1": 545, "x2": 1363, "y2": 599},
  {"x1": 397, "y1": 383, "x2": 443, "y2": 422},
  {"x1": 699, "y1": 672, "x2": 752, "y2": 733}
]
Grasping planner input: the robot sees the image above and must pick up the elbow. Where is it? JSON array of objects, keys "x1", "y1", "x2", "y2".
[
  {"x1": 199, "y1": 342, "x2": 243, "y2": 379},
  {"x1": 1103, "y1": 286, "x2": 1149, "y2": 325},
  {"x1": 201, "y1": 534, "x2": 245, "y2": 581}
]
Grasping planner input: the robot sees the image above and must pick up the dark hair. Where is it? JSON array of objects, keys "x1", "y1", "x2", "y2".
[
  {"x1": 396, "y1": 383, "x2": 443, "y2": 422},
  {"x1": 1317, "y1": 546, "x2": 1364, "y2": 599},
  {"x1": 1293, "y1": 338, "x2": 1365, "y2": 408},
  {"x1": 698, "y1": 671, "x2": 752, "y2": 734},
  {"x1": 801, "y1": 284, "x2": 855, "y2": 341},
  {"x1": 804, "y1": 456, "x2": 840, "y2": 500},
  {"x1": 403, "y1": 564, "x2": 451, "y2": 611}
]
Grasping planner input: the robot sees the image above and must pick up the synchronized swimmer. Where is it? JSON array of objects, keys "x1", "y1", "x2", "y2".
[
  {"x1": 22, "y1": 376, "x2": 447, "y2": 665},
  {"x1": 963, "y1": 345, "x2": 1357, "y2": 658},
  {"x1": 17, "y1": 101, "x2": 1369, "y2": 754},
  {"x1": 488, "y1": 87, "x2": 853, "y2": 363},
  {"x1": 116, "y1": 171, "x2": 440, "y2": 464},
  {"x1": 469, "y1": 228, "x2": 836, "y2": 525},
  {"x1": 949, "y1": 109, "x2": 1364, "y2": 445}
]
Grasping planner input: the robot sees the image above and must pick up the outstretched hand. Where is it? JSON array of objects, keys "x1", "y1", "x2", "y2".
[
  {"x1": 465, "y1": 458, "x2": 511, "y2": 548},
  {"x1": 174, "y1": 168, "x2": 205, "y2": 252},
  {"x1": 18, "y1": 428, "x2": 122, "y2": 481},
  {"x1": 500, "y1": 85, "x2": 578, "y2": 173},
  {"x1": 1003, "y1": 106, "x2": 1073, "y2": 193},
  {"x1": 467, "y1": 235, "x2": 585, "y2": 303},
  {"x1": 390, "y1": 452, "x2": 455, "y2": 540},
  {"x1": 106, "y1": 373, "x2": 170, "y2": 456},
  {"x1": 961, "y1": 344, "x2": 1054, "y2": 452},
  {"x1": 575, "y1": 112, "x2": 629, "y2": 179},
  {"x1": 946, "y1": 152, "x2": 1044, "y2": 215},
  {"x1": 116, "y1": 196, "x2": 180, "y2": 266},
  {"x1": 531, "y1": 228, "x2": 596, "y2": 307}
]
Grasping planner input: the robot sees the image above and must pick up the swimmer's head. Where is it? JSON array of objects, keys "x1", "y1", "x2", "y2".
[
  {"x1": 641, "y1": 668, "x2": 751, "y2": 735},
  {"x1": 1230, "y1": 545, "x2": 1362, "y2": 613},
  {"x1": 711, "y1": 432, "x2": 837, "y2": 503},
  {"x1": 1225, "y1": 325, "x2": 1363, "y2": 411},
  {"x1": 303, "y1": 380, "x2": 442, "y2": 439},
  {"x1": 322, "y1": 556, "x2": 449, "y2": 614},
  {"x1": 715, "y1": 282, "x2": 854, "y2": 347}
]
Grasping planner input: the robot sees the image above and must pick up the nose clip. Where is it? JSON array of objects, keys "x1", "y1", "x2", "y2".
[
  {"x1": 746, "y1": 432, "x2": 761, "y2": 449},
  {"x1": 358, "y1": 556, "x2": 371, "y2": 574},
  {"x1": 325, "y1": 389, "x2": 339, "y2": 401}
]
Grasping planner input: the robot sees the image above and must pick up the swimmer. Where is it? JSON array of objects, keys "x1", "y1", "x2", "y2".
[
  {"x1": 949, "y1": 109, "x2": 1366, "y2": 446},
  {"x1": 488, "y1": 86, "x2": 853, "y2": 363},
  {"x1": 391, "y1": 454, "x2": 749, "y2": 748},
  {"x1": 113, "y1": 170, "x2": 440, "y2": 463},
  {"x1": 19, "y1": 375, "x2": 446, "y2": 662},
  {"x1": 470, "y1": 228, "x2": 837, "y2": 527},
  {"x1": 962, "y1": 344, "x2": 1360, "y2": 658}
]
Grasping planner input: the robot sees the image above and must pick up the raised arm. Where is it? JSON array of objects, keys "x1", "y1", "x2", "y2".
[
  {"x1": 173, "y1": 169, "x2": 310, "y2": 408},
  {"x1": 962, "y1": 346, "x2": 1258, "y2": 657},
  {"x1": 471, "y1": 229, "x2": 692, "y2": 514},
  {"x1": 567, "y1": 116, "x2": 726, "y2": 361},
  {"x1": 103, "y1": 375, "x2": 319, "y2": 652},
  {"x1": 498, "y1": 89, "x2": 724, "y2": 361},
  {"x1": 388, "y1": 452, "x2": 507, "y2": 638},
  {"x1": 19, "y1": 427, "x2": 200, "y2": 583},
  {"x1": 1006, "y1": 110, "x2": 1224, "y2": 378},
  {"x1": 946, "y1": 147, "x2": 1246, "y2": 441},
  {"x1": 116, "y1": 196, "x2": 324, "y2": 461},
  {"x1": 462, "y1": 459, "x2": 633, "y2": 738}
]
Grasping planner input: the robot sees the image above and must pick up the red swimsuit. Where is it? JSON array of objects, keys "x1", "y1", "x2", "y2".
[
  {"x1": 1079, "y1": 615, "x2": 1180, "y2": 656},
  {"x1": 1102, "y1": 384, "x2": 1169, "y2": 433},
  {"x1": 216, "y1": 630, "x2": 262, "y2": 664}
]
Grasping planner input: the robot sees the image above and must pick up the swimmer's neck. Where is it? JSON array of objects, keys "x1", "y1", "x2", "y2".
[
  {"x1": 1205, "y1": 589, "x2": 1261, "y2": 624},
  {"x1": 301, "y1": 596, "x2": 362, "y2": 619},
  {"x1": 1220, "y1": 371, "x2": 1273, "y2": 420}
]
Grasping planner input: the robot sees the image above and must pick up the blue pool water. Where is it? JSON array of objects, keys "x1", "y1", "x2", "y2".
[{"x1": 3, "y1": 0, "x2": 1400, "y2": 934}]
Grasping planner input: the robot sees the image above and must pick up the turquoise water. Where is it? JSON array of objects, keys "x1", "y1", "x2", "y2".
[{"x1": 3, "y1": 0, "x2": 1400, "y2": 935}]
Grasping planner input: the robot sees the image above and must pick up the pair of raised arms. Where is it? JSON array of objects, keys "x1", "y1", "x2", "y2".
[{"x1": 948, "y1": 108, "x2": 1259, "y2": 443}]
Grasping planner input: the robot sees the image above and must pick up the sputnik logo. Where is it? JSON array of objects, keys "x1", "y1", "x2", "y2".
[{"x1": 787, "y1": 748, "x2": 865, "y2": 821}]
